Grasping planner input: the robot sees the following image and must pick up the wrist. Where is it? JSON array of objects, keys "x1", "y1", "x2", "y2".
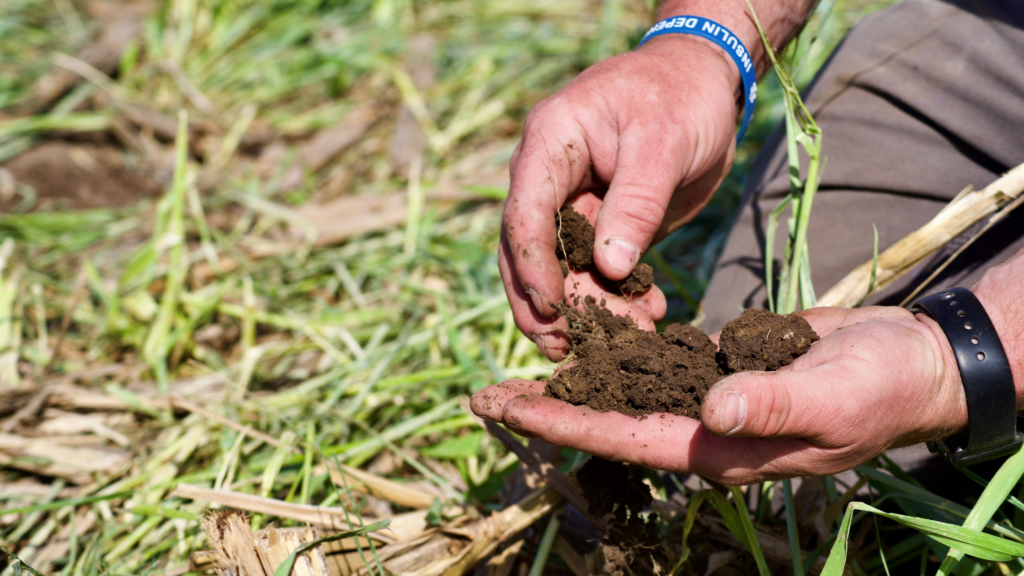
[
  {"x1": 972, "y1": 256, "x2": 1024, "y2": 410},
  {"x1": 910, "y1": 312, "x2": 970, "y2": 440},
  {"x1": 655, "y1": 2, "x2": 766, "y2": 73}
]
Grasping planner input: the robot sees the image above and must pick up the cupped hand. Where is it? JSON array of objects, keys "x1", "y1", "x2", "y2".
[
  {"x1": 501, "y1": 34, "x2": 741, "y2": 360},
  {"x1": 470, "y1": 306, "x2": 967, "y2": 485}
]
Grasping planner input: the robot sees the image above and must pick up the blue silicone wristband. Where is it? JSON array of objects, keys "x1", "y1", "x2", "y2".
[{"x1": 637, "y1": 16, "x2": 758, "y2": 142}]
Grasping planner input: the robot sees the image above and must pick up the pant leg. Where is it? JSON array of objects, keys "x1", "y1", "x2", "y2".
[{"x1": 700, "y1": 0, "x2": 1024, "y2": 333}]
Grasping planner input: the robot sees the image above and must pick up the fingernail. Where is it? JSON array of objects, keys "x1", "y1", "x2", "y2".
[
  {"x1": 530, "y1": 333, "x2": 548, "y2": 355},
  {"x1": 525, "y1": 286, "x2": 546, "y2": 312},
  {"x1": 635, "y1": 299, "x2": 652, "y2": 316},
  {"x1": 602, "y1": 237, "x2": 640, "y2": 273},
  {"x1": 720, "y1": 392, "x2": 746, "y2": 435}
]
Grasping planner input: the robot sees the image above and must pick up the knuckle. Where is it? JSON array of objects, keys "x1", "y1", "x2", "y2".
[
  {"x1": 757, "y1": 383, "x2": 793, "y2": 437},
  {"x1": 605, "y1": 190, "x2": 666, "y2": 238}
]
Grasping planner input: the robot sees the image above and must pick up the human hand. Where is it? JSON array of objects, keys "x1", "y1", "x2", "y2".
[
  {"x1": 470, "y1": 306, "x2": 967, "y2": 485},
  {"x1": 501, "y1": 34, "x2": 741, "y2": 361}
]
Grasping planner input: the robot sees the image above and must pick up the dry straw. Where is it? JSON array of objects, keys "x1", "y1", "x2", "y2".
[{"x1": 818, "y1": 162, "x2": 1024, "y2": 308}]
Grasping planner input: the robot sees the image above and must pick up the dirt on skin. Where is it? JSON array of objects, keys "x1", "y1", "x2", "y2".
[
  {"x1": 556, "y1": 205, "x2": 654, "y2": 295},
  {"x1": 554, "y1": 306, "x2": 818, "y2": 574}
]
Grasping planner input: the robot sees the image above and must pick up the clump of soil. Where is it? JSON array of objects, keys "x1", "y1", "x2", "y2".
[
  {"x1": 717, "y1": 308, "x2": 820, "y2": 372},
  {"x1": 575, "y1": 456, "x2": 668, "y2": 574},
  {"x1": 555, "y1": 305, "x2": 818, "y2": 574},
  {"x1": 546, "y1": 299, "x2": 720, "y2": 419},
  {"x1": 556, "y1": 206, "x2": 654, "y2": 294},
  {"x1": 546, "y1": 304, "x2": 818, "y2": 419}
]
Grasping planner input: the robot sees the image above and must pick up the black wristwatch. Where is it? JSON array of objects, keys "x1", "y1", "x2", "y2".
[{"x1": 911, "y1": 287, "x2": 1022, "y2": 467}]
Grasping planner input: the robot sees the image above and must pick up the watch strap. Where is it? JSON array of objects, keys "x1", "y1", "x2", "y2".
[{"x1": 912, "y1": 287, "x2": 1022, "y2": 467}]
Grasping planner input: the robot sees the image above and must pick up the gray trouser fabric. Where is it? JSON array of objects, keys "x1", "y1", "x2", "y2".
[{"x1": 700, "y1": 0, "x2": 1024, "y2": 334}]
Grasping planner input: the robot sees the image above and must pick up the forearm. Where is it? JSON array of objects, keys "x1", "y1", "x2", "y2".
[
  {"x1": 972, "y1": 248, "x2": 1024, "y2": 410},
  {"x1": 656, "y1": 0, "x2": 818, "y2": 78}
]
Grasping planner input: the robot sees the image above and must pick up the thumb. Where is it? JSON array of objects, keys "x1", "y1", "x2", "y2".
[
  {"x1": 591, "y1": 140, "x2": 679, "y2": 281},
  {"x1": 702, "y1": 369, "x2": 835, "y2": 440}
]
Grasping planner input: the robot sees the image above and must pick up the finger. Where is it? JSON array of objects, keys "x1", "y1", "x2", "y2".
[
  {"x1": 592, "y1": 130, "x2": 683, "y2": 280},
  {"x1": 563, "y1": 269, "x2": 664, "y2": 330},
  {"x1": 627, "y1": 284, "x2": 667, "y2": 322},
  {"x1": 500, "y1": 229, "x2": 571, "y2": 361},
  {"x1": 470, "y1": 379, "x2": 548, "y2": 421},
  {"x1": 499, "y1": 395, "x2": 825, "y2": 484},
  {"x1": 504, "y1": 108, "x2": 593, "y2": 317},
  {"x1": 562, "y1": 193, "x2": 668, "y2": 321}
]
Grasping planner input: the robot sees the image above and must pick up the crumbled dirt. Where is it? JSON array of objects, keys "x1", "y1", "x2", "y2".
[
  {"x1": 556, "y1": 305, "x2": 819, "y2": 574},
  {"x1": 575, "y1": 456, "x2": 668, "y2": 575},
  {"x1": 1, "y1": 141, "x2": 162, "y2": 211},
  {"x1": 556, "y1": 205, "x2": 595, "y2": 271},
  {"x1": 546, "y1": 304, "x2": 819, "y2": 419},
  {"x1": 717, "y1": 308, "x2": 819, "y2": 372},
  {"x1": 555, "y1": 206, "x2": 654, "y2": 295},
  {"x1": 546, "y1": 299, "x2": 720, "y2": 419}
]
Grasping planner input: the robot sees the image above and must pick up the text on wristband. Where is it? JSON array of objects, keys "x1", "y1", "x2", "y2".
[{"x1": 642, "y1": 18, "x2": 753, "y2": 75}]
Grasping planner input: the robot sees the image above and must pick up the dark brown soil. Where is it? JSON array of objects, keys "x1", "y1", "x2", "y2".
[
  {"x1": 575, "y1": 456, "x2": 668, "y2": 574},
  {"x1": 556, "y1": 205, "x2": 595, "y2": 271},
  {"x1": 556, "y1": 206, "x2": 654, "y2": 295},
  {"x1": 717, "y1": 308, "x2": 820, "y2": 372},
  {"x1": 546, "y1": 300, "x2": 720, "y2": 419},
  {"x1": 556, "y1": 306, "x2": 818, "y2": 574},
  {"x1": 546, "y1": 304, "x2": 818, "y2": 419}
]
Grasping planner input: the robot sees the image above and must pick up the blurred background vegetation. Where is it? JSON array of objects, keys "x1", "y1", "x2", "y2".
[{"x1": 12, "y1": 0, "x2": 1000, "y2": 575}]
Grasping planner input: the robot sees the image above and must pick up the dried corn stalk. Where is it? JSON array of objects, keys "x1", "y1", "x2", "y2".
[
  {"x1": 190, "y1": 484, "x2": 563, "y2": 576},
  {"x1": 818, "y1": 162, "x2": 1024, "y2": 307},
  {"x1": 199, "y1": 510, "x2": 332, "y2": 576}
]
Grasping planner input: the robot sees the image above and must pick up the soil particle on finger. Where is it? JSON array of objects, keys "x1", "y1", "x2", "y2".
[
  {"x1": 717, "y1": 308, "x2": 819, "y2": 372},
  {"x1": 617, "y1": 262, "x2": 654, "y2": 294},
  {"x1": 555, "y1": 206, "x2": 654, "y2": 294}
]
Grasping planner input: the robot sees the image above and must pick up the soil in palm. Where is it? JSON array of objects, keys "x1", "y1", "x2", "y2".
[
  {"x1": 546, "y1": 304, "x2": 818, "y2": 419},
  {"x1": 553, "y1": 305, "x2": 818, "y2": 574},
  {"x1": 546, "y1": 208, "x2": 820, "y2": 574}
]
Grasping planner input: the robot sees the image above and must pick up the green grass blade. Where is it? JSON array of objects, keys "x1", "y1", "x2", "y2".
[
  {"x1": 937, "y1": 447, "x2": 1024, "y2": 574},
  {"x1": 855, "y1": 225, "x2": 879, "y2": 308},
  {"x1": 782, "y1": 479, "x2": 805, "y2": 575},
  {"x1": 142, "y1": 109, "x2": 190, "y2": 391},
  {"x1": 764, "y1": 196, "x2": 792, "y2": 314},
  {"x1": 821, "y1": 502, "x2": 857, "y2": 576},
  {"x1": 527, "y1": 507, "x2": 563, "y2": 576},
  {"x1": 707, "y1": 487, "x2": 771, "y2": 576}
]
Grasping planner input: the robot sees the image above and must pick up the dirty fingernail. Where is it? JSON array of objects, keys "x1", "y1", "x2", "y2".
[
  {"x1": 530, "y1": 333, "x2": 548, "y2": 355},
  {"x1": 525, "y1": 286, "x2": 546, "y2": 313},
  {"x1": 602, "y1": 237, "x2": 640, "y2": 273},
  {"x1": 720, "y1": 392, "x2": 746, "y2": 435}
]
